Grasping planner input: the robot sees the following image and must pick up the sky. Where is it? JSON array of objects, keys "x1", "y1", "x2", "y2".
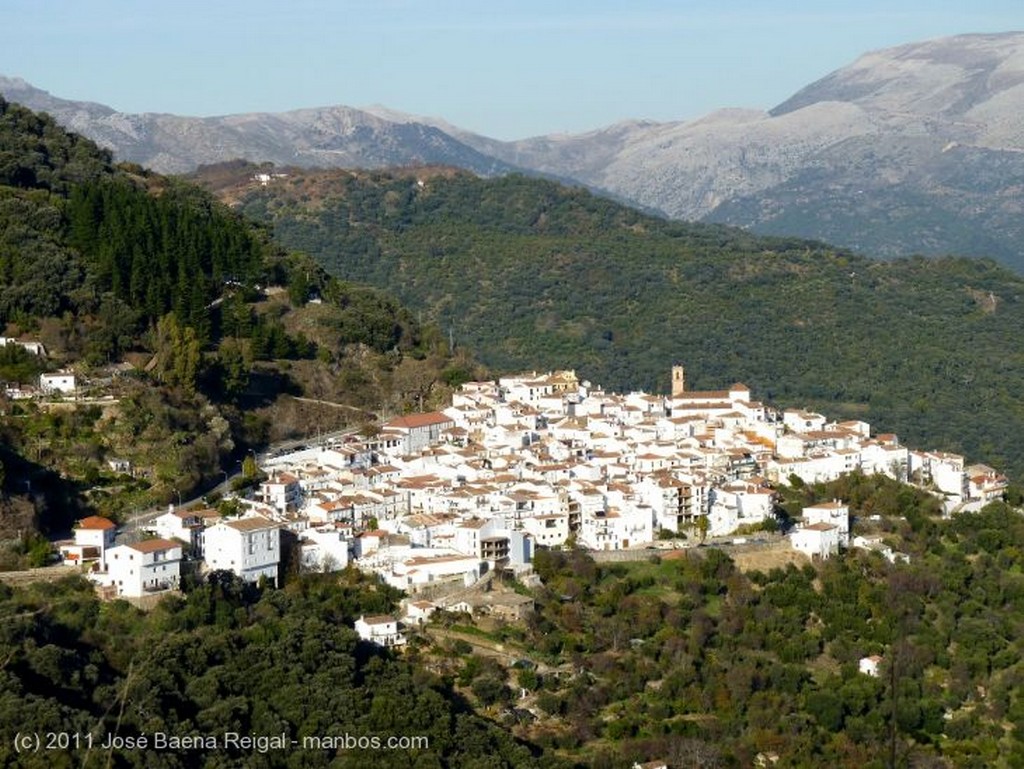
[{"x1": 3, "y1": 1, "x2": 1023, "y2": 140}]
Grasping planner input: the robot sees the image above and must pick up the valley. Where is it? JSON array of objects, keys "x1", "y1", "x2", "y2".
[{"x1": 3, "y1": 30, "x2": 1024, "y2": 767}]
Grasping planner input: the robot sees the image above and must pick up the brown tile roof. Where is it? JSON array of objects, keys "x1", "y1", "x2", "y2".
[
  {"x1": 127, "y1": 538, "x2": 181, "y2": 553},
  {"x1": 77, "y1": 515, "x2": 116, "y2": 531},
  {"x1": 385, "y1": 412, "x2": 453, "y2": 429},
  {"x1": 803, "y1": 523, "x2": 838, "y2": 532},
  {"x1": 224, "y1": 516, "x2": 278, "y2": 532},
  {"x1": 361, "y1": 614, "x2": 397, "y2": 625}
]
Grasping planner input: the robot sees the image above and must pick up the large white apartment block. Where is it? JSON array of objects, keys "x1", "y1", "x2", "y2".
[{"x1": 204, "y1": 515, "x2": 281, "y2": 585}]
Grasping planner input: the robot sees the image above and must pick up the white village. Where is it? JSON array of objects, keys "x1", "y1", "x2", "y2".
[{"x1": 60, "y1": 366, "x2": 1008, "y2": 646}]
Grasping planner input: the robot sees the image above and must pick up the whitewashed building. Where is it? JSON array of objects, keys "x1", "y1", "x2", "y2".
[
  {"x1": 61, "y1": 515, "x2": 117, "y2": 568},
  {"x1": 354, "y1": 615, "x2": 406, "y2": 647},
  {"x1": 39, "y1": 372, "x2": 76, "y2": 394},
  {"x1": 100, "y1": 539, "x2": 182, "y2": 597},
  {"x1": 204, "y1": 515, "x2": 281, "y2": 585},
  {"x1": 802, "y1": 500, "x2": 850, "y2": 545},
  {"x1": 299, "y1": 525, "x2": 351, "y2": 571},
  {"x1": 791, "y1": 522, "x2": 841, "y2": 560}
]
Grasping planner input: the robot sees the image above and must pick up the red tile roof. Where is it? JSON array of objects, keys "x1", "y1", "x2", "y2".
[
  {"x1": 77, "y1": 515, "x2": 116, "y2": 531},
  {"x1": 385, "y1": 412, "x2": 453, "y2": 429}
]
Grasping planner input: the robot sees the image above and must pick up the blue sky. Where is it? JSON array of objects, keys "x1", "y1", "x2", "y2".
[{"x1": 3, "y1": 1, "x2": 1022, "y2": 139}]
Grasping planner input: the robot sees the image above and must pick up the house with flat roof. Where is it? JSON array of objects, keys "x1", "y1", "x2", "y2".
[{"x1": 354, "y1": 614, "x2": 406, "y2": 648}]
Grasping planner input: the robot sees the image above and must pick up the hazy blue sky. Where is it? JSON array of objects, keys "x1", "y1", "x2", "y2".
[{"x1": 3, "y1": 1, "x2": 1022, "y2": 139}]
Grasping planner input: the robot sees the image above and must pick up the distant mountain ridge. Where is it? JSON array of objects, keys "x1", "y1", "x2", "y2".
[
  {"x1": 472, "y1": 32, "x2": 1024, "y2": 267},
  {"x1": 4, "y1": 31, "x2": 1024, "y2": 268},
  {"x1": 0, "y1": 77, "x2": 518, "y2": 177}
]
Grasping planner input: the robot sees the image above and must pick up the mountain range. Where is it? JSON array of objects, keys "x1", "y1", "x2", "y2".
[{"x1": 3, "y1": 32, "x2": 1024, "y2": 269}]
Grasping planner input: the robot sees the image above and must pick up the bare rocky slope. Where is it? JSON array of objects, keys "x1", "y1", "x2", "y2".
[{"x1": 4, "y1": 32, "x2": 1024, "y2": 267}]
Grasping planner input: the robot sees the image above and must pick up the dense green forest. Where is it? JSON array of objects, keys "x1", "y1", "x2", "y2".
[
  {"x1": 0, "y1": 570, "x2": 563, "y2": 769},
  {"x1": 0, "y1": 100, "x2": 466, "y2": 547},
  {"x1": 226, "y1": 167, "x2": 1024, "y2": 480}
]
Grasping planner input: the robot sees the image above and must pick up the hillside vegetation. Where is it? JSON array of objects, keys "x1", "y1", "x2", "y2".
[
  {"x1": 0, "y1": 571, "x2": 562, "y2": 769},
  {"x1": 0, "y1": 101, "x2": 468, "y2": 551},
  {"x1": 220, "y1": 167, "x2": 1024, "y2": 479}
]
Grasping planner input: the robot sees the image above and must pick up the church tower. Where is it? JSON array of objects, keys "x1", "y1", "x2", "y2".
[{"x1": 671, "y1": 365, "x2": 685, "y2": 397}]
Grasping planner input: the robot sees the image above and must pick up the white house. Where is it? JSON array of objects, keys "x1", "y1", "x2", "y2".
[
  {"x1": 354, "y1": 615, "x2": 406, "y2": 647},
  {"x1": 299, "y1": 525, "x2": 351, "y2": 572},
  {"x1": 783, "y1": 409, "x2": 828, "y2": 433},
  {"x1": 967, "y1": 464, "x2": 1008, "y2": 503},
  {"x1": 0, "y1": 337, "x2": 46, "y2": 356},
  {"x1": 100, "y1": 539, "x2": 182, "y2": 597},
  {"x1": 379, "y1": 551, "x2": 482, "y2": 591},
  {"x1": 403, "y1": 599, "x2": 437, "y2": 626},
  {"x1": 153, "y1": 507, "x2": 211, "y2": 556},
  {"x1": 909, "y1": 450, "x2": 967, "y2": 501},
  {"x1": 260, "y1": 472, "x2": 301, "y2": 514},
  {"x1": 39, "y1": 372, "x2": 76, "y2": 395},
  {"x1": 383, "y1": 411, "x2": 455, "y2": 454},
  {"x1": 522, "y1": 512, "x2": 570, "y2": 548},
  {"x1": 203, "y1": 515, "x2": 281, "y2": 585},
  {"x1": 802, "y1": 500, "x2": 850, "y2": 545},
  {"x1": 859, "y1": 655, "x2": 883, "y2": 677},
  {"x1": 791, "y1": 522, "x2": 841, "y2": 560},
  {"x1": 453, "y1": 517, "x2": 533, "y2": 565},
  {"x1": 61, "y1": 515, "x2": 117, "y2": 568},
  {"x1": 578, "y1": 506, "x2": 651, "y2": 551}
]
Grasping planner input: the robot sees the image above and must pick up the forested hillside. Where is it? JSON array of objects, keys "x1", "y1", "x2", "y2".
[
  {"x1": 0, "y1": 571, "x2": 562, "y2": 769},
  {"x1": 223, "y1": 167, "x2": 1024, "y2": 479},
  {"x1": 0, "y1": 101, "x2": 467, "y2": 553},
  {"x1": 514, "y1": 481, "x2": 1024, "y2": 767}
]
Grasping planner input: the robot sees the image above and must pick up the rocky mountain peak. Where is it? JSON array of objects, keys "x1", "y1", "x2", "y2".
[{"x1": 770, "y1": 31, "x2": 1024, "y2": 128}]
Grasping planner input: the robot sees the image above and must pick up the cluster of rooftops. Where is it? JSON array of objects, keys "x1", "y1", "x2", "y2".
[{"x1": 60, "y1": 366, "x2": 1007, "y2": 610}]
